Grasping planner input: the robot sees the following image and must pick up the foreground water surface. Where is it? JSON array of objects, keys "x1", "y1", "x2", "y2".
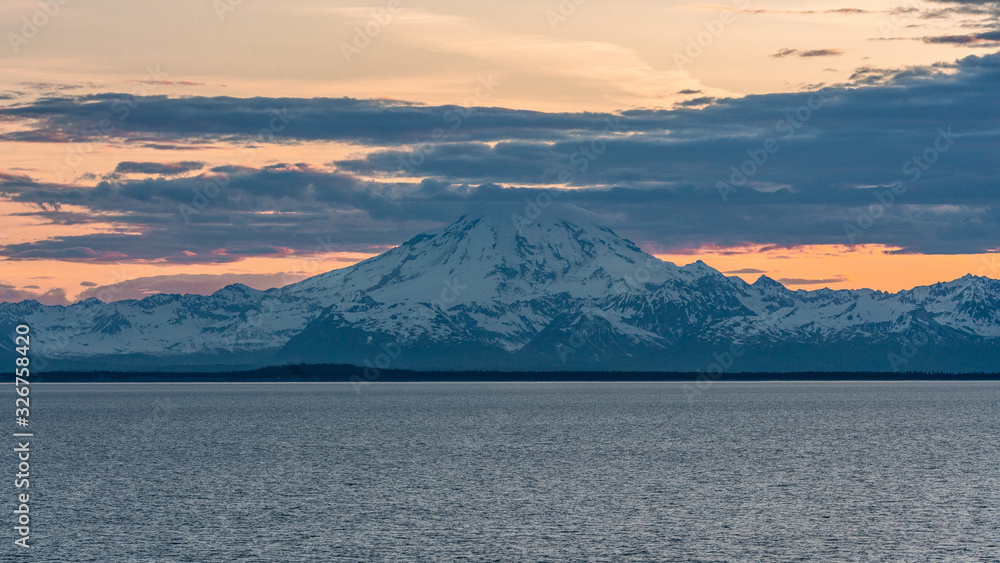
[{"x1": 5, "y1": 381, "x2": 1000, "y2": 561}]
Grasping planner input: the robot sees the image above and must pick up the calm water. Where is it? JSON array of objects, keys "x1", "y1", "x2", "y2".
[{"x1": 4, "y1": 382, "x2": 1000, "y2": 561}]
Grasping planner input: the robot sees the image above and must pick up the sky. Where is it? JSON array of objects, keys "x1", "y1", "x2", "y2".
[{"x1": 1, "y1": 0, "x2": 999, "y2": 304}]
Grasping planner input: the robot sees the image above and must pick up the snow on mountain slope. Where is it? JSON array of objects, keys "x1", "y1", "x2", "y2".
[
  {"x1": 280, "y1": 206, "x2": 726, "y2": 350},
  {"x1": 286, "y1": 206, "x2": 684, "y2": 301},
  {"x1": 0, "y1": 284, "x2": 318, "y2": 358},
  {"x1": 2, "y1": 205, "x2": 1000, "y2": 370}
]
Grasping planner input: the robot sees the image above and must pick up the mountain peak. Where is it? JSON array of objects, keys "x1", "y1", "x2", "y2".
[
  {"x1": 290, "y1": 203, "x2": 679, "y2": 304},
  {"x1": 680, "y1": 259, "x2": 721, "y2": 276},
  {"x1": 455, "y1": 203, "x2": 617, "y2": 241},
  {"x1": 752, "y1": 275, "x2": 785, "y2": 289},
  {"x1": 960, "y1": 273, "x2": 994, "y2": 284}
]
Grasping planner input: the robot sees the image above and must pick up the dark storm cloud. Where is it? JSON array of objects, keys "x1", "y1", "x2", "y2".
[{"x1": 0, "y1": 54, "x2": 999, "y2": 261}]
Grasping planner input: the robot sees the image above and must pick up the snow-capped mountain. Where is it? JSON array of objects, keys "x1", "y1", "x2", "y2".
[{"x1": 3, "y1": 205, "x2": 1000, "y2": 372}]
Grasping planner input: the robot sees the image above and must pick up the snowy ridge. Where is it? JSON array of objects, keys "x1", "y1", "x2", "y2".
[{"x1": 2, "y1": 205, "x2": 999, "y2": 371}]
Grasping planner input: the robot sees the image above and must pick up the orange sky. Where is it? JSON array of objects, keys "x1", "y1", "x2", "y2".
[
  {"x1": 657, "y1": 245, "x2": 1000, "y2": 293},
  {"x1": 4, "y1": 240, "x2": 999, "y2": 304}
]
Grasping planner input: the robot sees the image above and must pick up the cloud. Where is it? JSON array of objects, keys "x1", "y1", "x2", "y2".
[
  {"x1": 826, "y1": 8, "x2": 870, "y2": 14},
  {"x1": 676, "y1": 97, "x2": 717, "y2": 107},
  {"x1": 924, "y1": 0, "x2": 1000, "y2": 16},
  {"x1": 874, "y1": 0, "x2": 1000, "y2": 41},
  {"x1": 134, "y1": 80, "x2": 207, "y2": 87},
  {"x1": 778, "y1": 276, "x2": 849, "y2": 286},
  {"x1": 114, "y1": 161, "x2": 205, "y2": 175},
  {"x1": 80, "y1": 281, "x2": 98, "y2": 287},
  {"x1": 0, "y1": 167, "x2": 424, "y2": 262},
  {"x1": 725, "y1": 268, "x2": 768, "y2": 274},
  {"x1": 76, "y1": 273, "x2": 312, "y2": 302},
  {"x1": 922, "y1": 30, "x2": 1000, "y2": 45},
  {"x1": 773, "y1": 48, "x2": 846, "y2": 58},
  {"x1": 357, "y1": 11, "x2": 724, "y2": 108},
  {"x1": 142, "y1": 143, "x2": 202, "y2": 151},
  {"x1": 0, "y1": 53, "x2": 998, "y2": 260},
  {"x1": 0, "y1": 283, "x2": 69, "y2": 306},
  {"x1": 0, "y1": 95, "x2": 649, "y2": 145},
  {"x1": 699, "y1": 7, "x2": 873, "y2": 16}
]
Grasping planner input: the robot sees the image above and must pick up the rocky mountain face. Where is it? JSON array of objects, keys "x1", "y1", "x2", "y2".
[{"x1": 3, "y1": 206, "x2": 999, "y2": 372}]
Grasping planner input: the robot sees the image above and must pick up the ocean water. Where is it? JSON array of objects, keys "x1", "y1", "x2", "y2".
[{"x1": 5, "y1": 381, "x2": 1000, "y2": 561}]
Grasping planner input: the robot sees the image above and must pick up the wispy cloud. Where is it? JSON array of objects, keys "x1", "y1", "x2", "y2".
[
  {"x1": 772, "y1": 48, "x2": 846, "y2": 58},
  {"x1": 922, "y1": 30, "x2": 1000, "y2": 45},
  {"x1": 76, "y1": 273, "x2": 309, "y2": 301},
  {"x1": 778, "y1": 275, "x2": 849, "y2": 286},
  {"x1": 114, "y1": 161, "x2": 205, "y2": 175}
]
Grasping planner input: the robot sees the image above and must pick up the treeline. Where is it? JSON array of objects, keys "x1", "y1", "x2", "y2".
[{"x1": 30, "y1": 364, "x2": 1000, "y2": 383}]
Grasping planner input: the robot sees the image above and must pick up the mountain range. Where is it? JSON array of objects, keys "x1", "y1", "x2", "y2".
[{"x1": 3, "y1": 205, "x2": 999, "y2": 373}]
